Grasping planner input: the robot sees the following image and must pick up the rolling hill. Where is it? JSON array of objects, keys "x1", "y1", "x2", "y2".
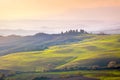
[
  {"x1": 0, "y1": 34, "x2": 120, "y2": 72},
  {"x1": 0, "y1": 30, "x2": 90, "y2": 56}
]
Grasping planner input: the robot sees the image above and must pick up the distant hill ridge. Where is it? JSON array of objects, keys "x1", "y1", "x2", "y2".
[
  {"x1": 0, "y1": 29, "x2": 89, "y2": 55},
  {"x1": 0, "y1": 29, "x2": 87, "y2": 37}
]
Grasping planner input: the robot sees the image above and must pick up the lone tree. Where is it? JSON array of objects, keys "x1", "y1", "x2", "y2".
[{"x1": 80, "y1": 29, "x2": 85, "y2": 33}]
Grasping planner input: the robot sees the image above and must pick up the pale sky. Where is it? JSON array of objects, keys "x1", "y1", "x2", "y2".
[{"x1": 0, "y1": 0, "x2": 120, "y2": 34}]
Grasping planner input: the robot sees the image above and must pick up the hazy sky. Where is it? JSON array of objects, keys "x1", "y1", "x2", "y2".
[{"x1": 0, "y1": 0, "x2": 120, "y2": 34}]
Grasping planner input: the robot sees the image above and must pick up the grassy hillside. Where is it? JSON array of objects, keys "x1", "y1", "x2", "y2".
[
  {"x1": 0, "y1": 34, "x2": 120, "y2": 72},
  {"x1": 0, "y1": 31, "x2": 90, "y2": 56},
  {"x1": 5, "y1": 70, "x2": 120, "y2": 80}
]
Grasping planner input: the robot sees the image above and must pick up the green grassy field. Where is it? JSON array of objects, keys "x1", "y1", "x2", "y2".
[
  {"x1": 5, "y1": 70, "x2": 120, "y2": 80},
  {"x1": 0, "y1": 34, "x2": 120, "y2": 72}
]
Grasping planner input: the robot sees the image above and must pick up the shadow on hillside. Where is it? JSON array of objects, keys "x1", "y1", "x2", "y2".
[{"x1": 32, "y1": 75, "x2": 99, "y2": 80}]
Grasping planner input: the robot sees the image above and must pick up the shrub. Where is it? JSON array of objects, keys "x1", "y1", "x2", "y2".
[
  {"x1": 32, "y1": 76, "x2": 50, "y2": 80},
  {"x1": 0, "y1": 73, "x2": 5, "y2": 80},
  {"x1": 60, "y1": 74, "x2": 71, "y2": 78},
  {"x1": 107, "y1": 61, "x2": 117, "y2": 68}
]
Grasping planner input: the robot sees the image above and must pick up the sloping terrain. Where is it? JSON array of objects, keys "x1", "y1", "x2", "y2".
[
  {"x1": 0, "y1": 34, "x2": 120, "y2": 71},
  {"x1": 0, "y1": 32, "x2": 91, "y2": 56}
]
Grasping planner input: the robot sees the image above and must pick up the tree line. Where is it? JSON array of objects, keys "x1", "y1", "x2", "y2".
[
  {"x1": 47, "y1": 61, "x2": 120, "y2": 72},
  {"x1": 61, "y1": 29, "x2": 88, "y2": 35}
]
